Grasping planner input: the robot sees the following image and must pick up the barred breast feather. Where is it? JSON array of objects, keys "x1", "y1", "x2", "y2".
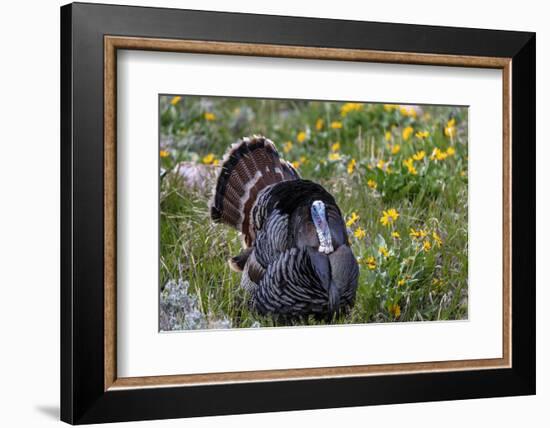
[{"x1": 210, "y1": 136, "x2": 359, "y2": 320}]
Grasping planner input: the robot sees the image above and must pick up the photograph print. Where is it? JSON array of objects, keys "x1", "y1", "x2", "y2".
[{"x1": 159, "y1": 95, "x2": 468, "y2": 331}]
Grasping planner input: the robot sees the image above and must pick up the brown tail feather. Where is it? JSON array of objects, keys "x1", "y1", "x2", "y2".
[{"x1": 210, "y1": 136, "x2": 299, "y2": 246}]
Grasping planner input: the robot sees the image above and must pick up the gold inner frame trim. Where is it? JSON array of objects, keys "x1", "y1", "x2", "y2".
[{"x1": 104, "y1": 35, "x2": 512, "y2": 391}]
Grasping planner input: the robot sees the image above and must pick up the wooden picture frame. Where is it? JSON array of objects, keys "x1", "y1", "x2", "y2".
[{"x1": 61, "y1": 2, "x2": 535, "y2": 424}]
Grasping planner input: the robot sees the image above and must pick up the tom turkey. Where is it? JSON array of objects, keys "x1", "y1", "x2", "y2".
[{"x1": 210, "y1": 136, "x2": 359, "y2": 320}]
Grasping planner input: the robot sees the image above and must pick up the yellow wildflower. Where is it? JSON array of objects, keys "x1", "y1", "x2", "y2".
[
  {"x1": 283, "y1": 141, "x2": 293, "y2": 153},
  {"x1": 432, "y1": 278, "x2": 444, "y2": 287},
  {"x1": 297, "y1": 131, "x2": 307, "y2": 143},
  {"x1": 423, "y1": 240, "x2": 432, "y2": 251},
  {"x1": 410, "y1": 228, "x2": 428, "y2": 239},
  {"x1": 347, "y1": 158, "x2": 357, "y2": 174},
  {"x1": 397, "y1": 279, "x2": 406, "y2": 287},
  {"x1": 392, "y1": 231, "x2": 401, "y2": 239},
  {"x1": 367, "y1": 179, "x2": 377, "y2": 189},
  {"x1": 437, "y1": 148, "x2": 449, "y2": 160},
  {"x1": 379, "y1": 246, "x2": 389, "y2": 257},
  {"x1": 366, "y1": 256, "x2": 377, "y2": 270},
  {"x1": 204, "y1": 112, "x2": 216, "y2": 121},
  {"x1": 446, "y1": 146, "x2": 456, "y2": 156},
  {"x1": 202, "y1": 153, "x2": 215, "y2": 165},
  {"x1": 346, "y1": 212, "x2": 360, "y2": 227},
  {"x1": 328, "y1": 152, "x2": 341, "y2": 161},
  {"x1": 444, "y1": 118, "x2": 456, "y2": 138},
  {"x1": 391, "y1": 144, "x2": 401, "y2": 155},
  {"x1": 403, "y1": 157, "x2": 417, "y2": 175},
  {"x1": 315, "y1": 118, "x2": 324, "y2": 131},
  {"x1": 399, "y1": 105, "x2": 417, "y2": 118},
  {"x1": 160, "y1": 150, "x2": 170, "y2": 158},
  {"x1": 383, "y1": 104, "x2": 397, "y2": 112},
  {"x1": 291, "y1": 160, "x2": 301, "y2": 169},
  {"x1": 412, "y1": 150, "x2": 426, "y2": 161},
  {"x1": 461, "y1": 170, "x2": 467, "y2": 177},
  {"x1": 330, "y1": 121, "x2": 343, "y2": 129},
  {"x1": 402, "y1": 126, "x2": 414, "y2": 141},
  {"x1": 340, "y1": 102, "x2": 363, "y2": 116},
  {"x1": 170, "y1": 96, "x2": 182, "y2": 105},
  {"x1": 299, "y1": 156, "x2": 307, "y2": 164},
  {"x1": 432, "y1": 231, "x2": 443, "y2": 248},
  {"x1": 385, "y1": 130, "x2": 392, "y2": 142},
  {"x1": 430, "y1": 148, "x2": 446, "y2": 161},
  {"x1": 380, "y1": 208, "x2": 399, "y2": 227},
  {"x1": 354, "y1": 227, "x2": 366, "y2": 239},
  {"x1": 331, "y1": 142, "x2": 341, "y2": 152},
  {"x1": 389, "y1": 303, "x2": 401, "y2": 318},
  {"x1": 415, "y1": 130, "x2": 429, "y2": 139}
]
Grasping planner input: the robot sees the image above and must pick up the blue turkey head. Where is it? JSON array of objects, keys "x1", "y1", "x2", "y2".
[{"x1": 311, "y1": 200, "x2": 334, "y2": 254}]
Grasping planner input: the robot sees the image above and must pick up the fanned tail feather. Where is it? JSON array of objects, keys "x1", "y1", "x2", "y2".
[{"x1": 210, "y1": 136, "x2": 299, "y2": 246}]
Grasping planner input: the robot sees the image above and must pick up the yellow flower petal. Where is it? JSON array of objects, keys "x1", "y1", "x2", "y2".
[
  {"x1": 340, "y1": 103, "x2": 363, "y2": 116},
  {"x1": 380, "y1": 208, "x2": 399, "y2": 227},
  {"x1": 283, "y1": 141, "x2": 293, "y2": 154},
  {"x1": 202, "y1": 153, "x2": 215, "y2": 164},
  {"x1": 402, "y1": 126, "x2": 414, "y2": 141},
  {"x1": 399, "y1": 105, "x2": 417, "y2": 118},
  {"x1": 354, "y1": 227, "x2": 366, "y2": 239},
  {"x1": 412, "y1": 150, "x2": 426, "y2": 161},
  {"x1": 346, "y1": 212, "x2": 360, "y2": 227},
  {"x1": 389, "y1": 303, "x2": 401, "y2": 318},
  {"x1": 347, "y1": 158, "x2": 356, "y2": 174}
]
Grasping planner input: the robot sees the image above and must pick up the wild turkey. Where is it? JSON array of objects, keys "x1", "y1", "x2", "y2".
[{"x1": 210, "y1": 136, "x2": 359, "y2": 320}]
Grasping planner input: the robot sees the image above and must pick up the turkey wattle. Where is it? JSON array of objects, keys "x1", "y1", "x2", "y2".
[{"x1": 210, "y1": 136, "x2": 359, "y2": 319}]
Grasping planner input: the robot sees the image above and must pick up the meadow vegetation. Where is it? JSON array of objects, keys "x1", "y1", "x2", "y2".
[{"x1": 159, "y1": 95, "x2": 468, "y2": 330}]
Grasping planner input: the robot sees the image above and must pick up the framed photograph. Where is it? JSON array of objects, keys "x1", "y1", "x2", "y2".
[{"x1": 60, "y1": 2, "x2": 535, "y2": 424}]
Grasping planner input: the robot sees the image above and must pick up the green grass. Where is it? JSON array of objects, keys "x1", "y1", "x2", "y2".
[{"x1": 160, "y1": 95, "x2": 468, "y2": 329}]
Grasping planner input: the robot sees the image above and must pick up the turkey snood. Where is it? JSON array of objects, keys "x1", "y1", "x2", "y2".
[{"x1": 310, "y1": 200, "x2": 334, "y2": 254}]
